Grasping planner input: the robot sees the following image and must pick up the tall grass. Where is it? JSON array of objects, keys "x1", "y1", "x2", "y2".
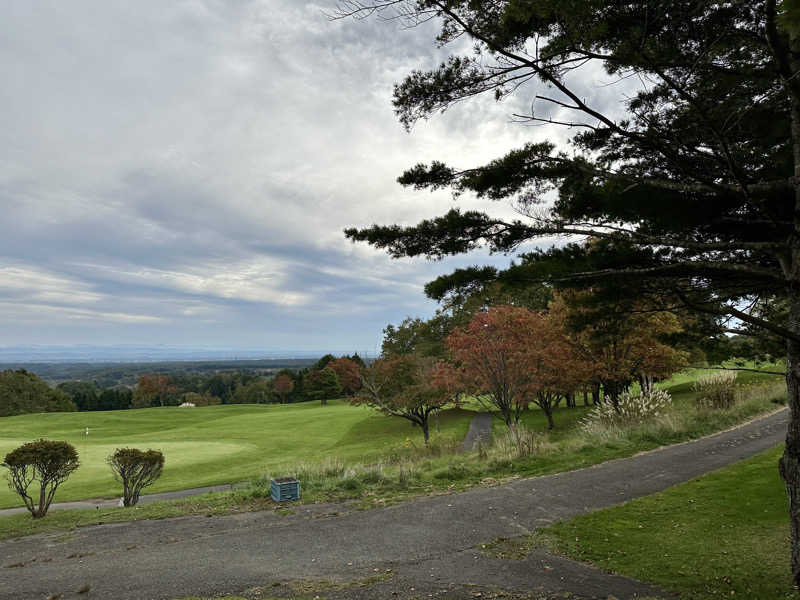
[
  {"x1": 694, "y1": 370, "x2": 737, "y2": 409},
  {"x1": 237, "y1": 378, "x2": 787, "y2": 507},
  {"x1": 576, "y1": 379, "x2": 785, "y2": 449}
]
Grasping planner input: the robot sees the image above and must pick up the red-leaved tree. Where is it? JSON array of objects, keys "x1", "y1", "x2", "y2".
[
  {"x1": 132, "y1": 375, "x2": 181, "y2": 408},
  {"x1": 354, "y1": 354, "x2": 456, "y2": 443},
  {"x1": 328, "y1": 357, "x2": 362, "y2": 396},
  {"x1": 272, "y1": 374, "x2": 294, "y2": 404},
  {"x1": 447, "y1": 305, "x2": 591, "y2": 429},
  {"x1": 550, "y1": 292, "x2": 688, "y2": 406}
]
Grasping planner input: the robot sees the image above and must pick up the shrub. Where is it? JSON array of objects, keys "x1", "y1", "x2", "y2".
[
  {"x1": 695, "y1": 371, "x2": 737, "y2": 409},
  {"x1": 2, "y1": 439, "x2": 80, "y2": 518},
  {"x1": 107, "y1": 448, "x2": 165, "y2": 507},
  {"x1": 582, "y1": 389, "x2": 673, "y2": 432}
]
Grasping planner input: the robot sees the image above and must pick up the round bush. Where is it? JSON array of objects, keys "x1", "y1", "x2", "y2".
[
  {"x1": 107, "y1": 448, "x2": 165, "y2": 507},
  {"x1": 2, "y1": 439, "x2": 80, "y2": 518}
]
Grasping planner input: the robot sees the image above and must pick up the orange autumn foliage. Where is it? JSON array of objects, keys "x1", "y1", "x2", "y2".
[{"x1": 447, "y1": 305, "x2": 592, "y2": 429}]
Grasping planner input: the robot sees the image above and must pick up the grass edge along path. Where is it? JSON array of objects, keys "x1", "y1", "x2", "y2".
[
  {"x1": 539, "y1": 444, "x2": 798, "y2": 600},
  {"x1": 0, "y1": 401, "x2": 787, "y2": 543}
]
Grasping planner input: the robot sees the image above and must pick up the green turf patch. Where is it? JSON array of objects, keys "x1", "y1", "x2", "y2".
[
  {"x1": 0, "y1": 401, "x2": 473, "y2": 508},
  {"x1": 0, "y1": 368, "x2": 787, "y2": 542},
  {"x1": 543, "y1": 445, "x2": 800, "y2": 600}
]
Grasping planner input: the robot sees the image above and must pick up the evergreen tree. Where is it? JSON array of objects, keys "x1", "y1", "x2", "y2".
[
  {"x1": 305, "y1": 367, "x2": 342, "y2": 405},
  {"x1": 0, "y1": 370, "x2": 76, "y2": 416},
  {"x1": 337, "y1": 0, "x2": 800, "y2": 583}
]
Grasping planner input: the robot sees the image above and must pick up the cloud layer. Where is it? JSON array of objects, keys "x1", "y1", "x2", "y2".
[{"x1": 0, "y1": 1, "x2": 628, "y2": 354}]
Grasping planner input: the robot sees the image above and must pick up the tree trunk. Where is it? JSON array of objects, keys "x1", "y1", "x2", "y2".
[
  {"x1": 421, "y1": 419, "x2": 430, "y2": 444},
  {"x1": 544, "y1": 406, "x2": 555, "y2": 430},
  {"x1": 781, "y1": 25, "x2": 800, "y2": 589},
  {"x1": 602, "y1": 380, "x2": 623, "y2": 412},
  {"x1": 643, "y1": 374, "x2": 654, "y2": 394},
  {"x1": 780, "y1": 288, "x2": 800, "y2": 588},
  {"x1": 583, "y1": 389, "x2": 589, "y2": 407},
  {"x1": 34, "y1": 484, "x2": 47, "y2": 518},
  {"x1": 592, "y1": 383, "x2": 600, "y2": 405},
  {"x1": 780, "y1": 322, "x2": 800, "y2": 585}
]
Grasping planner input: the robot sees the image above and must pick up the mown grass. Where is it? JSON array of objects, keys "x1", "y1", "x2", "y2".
[
  {"x1": 0, "y1": 366, "x2": 786, "y2": 542},
  {"x1": 0, "y1": 400, "x2": 473, "y2": 508},
  {"x1": 542, "y1": 444, "x2": 799, "y2": 600}
]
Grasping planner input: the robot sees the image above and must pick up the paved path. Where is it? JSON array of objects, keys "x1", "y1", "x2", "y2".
[
  {"x1": 0, "y1": 483, "x2": 246, "y2": 518},
  {"x1": 0, "y1": 408, "x2": 789, "y2": 600},
  {"x1": 460, "y1": 412, "x2": 493, "y2": 451}
]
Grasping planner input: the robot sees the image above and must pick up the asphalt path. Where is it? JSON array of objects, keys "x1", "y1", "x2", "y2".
[
  {"x1": 0, "y1": 407, "x2": 789, "y2": 600},
  {"x1": 460, "y1": 412, "x2": 493, "y2": 452},
  {"x1": 0, "y1": 483, "x2": 245, "y2": 518}
]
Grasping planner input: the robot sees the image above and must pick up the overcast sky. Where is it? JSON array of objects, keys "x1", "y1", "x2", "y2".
[{"x1": 0, "y1": 1, "x2": 623, "y2": 356}]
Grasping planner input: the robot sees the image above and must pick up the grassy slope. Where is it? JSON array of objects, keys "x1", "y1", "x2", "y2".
[
  {"x1": 0, "y1": 401, "x2": 473, "y2": 508},
  {"x1": 544, "y1": 445, "x2": 798, "y2": 600},
  {"x1": 0, "y1": 366, "x2": 787, "y2": 541},
  {"x1": 509, "y1": 365, "x2": 784, "y2": 434}
]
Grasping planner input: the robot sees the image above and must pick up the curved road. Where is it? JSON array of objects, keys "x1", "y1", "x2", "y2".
[{"x1": 0, "y1": 408, "x2": 789, "y2": 600}]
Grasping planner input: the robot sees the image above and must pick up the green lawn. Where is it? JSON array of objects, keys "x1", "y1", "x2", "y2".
[
  {"x1": 544, "y1": 444, "x2": 799, "y2": 600},
  {"x1": 0, "y1": 364, "x2": 787, "y2": 540},
  {"x1": 0, "y1": 400, "x2": 473, "y2": 508}
]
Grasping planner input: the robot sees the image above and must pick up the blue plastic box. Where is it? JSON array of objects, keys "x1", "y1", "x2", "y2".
[{"x1": 270, "y1": 477, "x2": 300, "y2": 502}]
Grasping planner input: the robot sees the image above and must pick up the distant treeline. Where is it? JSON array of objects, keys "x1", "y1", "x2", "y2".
[
  {"x1": 0, "y1": 354, "x2": 368, "y2": 416},
  {"x1": 0, "y1": 358, "x2": 319, "y2": 388}
]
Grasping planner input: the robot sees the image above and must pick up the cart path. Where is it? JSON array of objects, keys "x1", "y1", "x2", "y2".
[
  {"x1": 460, "y1": 412, "x2": 493, "y2": 451},
  {"x1": 0, "y1": 482, "x2": 247, "y2": 518},
  {"x1": 0, "y1": 407, "x2": 789, "y2": 600}
]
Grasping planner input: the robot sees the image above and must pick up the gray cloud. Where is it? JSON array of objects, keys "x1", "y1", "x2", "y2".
[{"x1": 0, "y1": 1, "x2": 634, "y2": 353}]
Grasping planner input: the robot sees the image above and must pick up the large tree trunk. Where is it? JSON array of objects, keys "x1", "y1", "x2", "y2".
[
  {"x1": 780, "y1": 250, "x2": 800, "y2": 585},
  {"x1": 780, "y1": 22, "x2": 800, "y2": 589},
  {"x1": 781, "y1": 287, "x2": 800, "y2": 588}
]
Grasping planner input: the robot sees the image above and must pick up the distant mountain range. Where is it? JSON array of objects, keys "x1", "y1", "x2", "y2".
[{"x1": 0, "y1": 345, "x2": 334, "y2": 363}]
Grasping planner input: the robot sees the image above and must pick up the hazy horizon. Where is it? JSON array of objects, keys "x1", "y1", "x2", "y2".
[{"x1": 0, "y1": 344, "x2": 370, "y2": 364}]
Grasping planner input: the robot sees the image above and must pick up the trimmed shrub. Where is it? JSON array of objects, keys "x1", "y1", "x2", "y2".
[
  {"x1": 582, "y1": 389, "x2": 673, "y2": 431},
  {"x1": 107, "y1": 448, "x2": 165, "y2": 507},
  {"x1": 2, "y1": 439, "x2": 80, "y2": 518},
  {"x1": 695, "y1": 371, "x2": 737, "y2": 409}
]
